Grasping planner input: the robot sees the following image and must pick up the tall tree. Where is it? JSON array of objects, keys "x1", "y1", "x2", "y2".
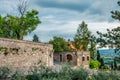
[
  {"x1": 32, "y1": 34, "x2": 39, "y2": 42},
  {"x1": 89, "y1": 35, "x2": 96, "y2": 59},
  {"x1": 97, "y1": 1, "x2": 120, "y2": 50},
  {"x1": 97, "y1": 1, "x2": 120, "y2": 69},
  {"x1": 0, "y1": 0, "x2": 41, "y2": 40},
  {"x1": 111, "y1": 1, "x2": 120, "y2": 21},
  {"x1": 0, "y1": 10, "x2": 40, "y2": 40},
  {"x1": 49, "y1": 36, "x2": 70, "y2": 52},
  {"x1": 17, "y1": 0, "x2": 28, "y2": 17},
  {"x1": 74, "y1": 21, "x2": 91, "y2": 51}
]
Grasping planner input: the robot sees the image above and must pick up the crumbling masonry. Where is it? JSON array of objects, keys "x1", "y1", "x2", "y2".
[{"x1": 0, "y1": 38, "x2": 53, "y2": 72}]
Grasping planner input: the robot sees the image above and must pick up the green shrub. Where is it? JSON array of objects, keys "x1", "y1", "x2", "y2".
[
  {"x1": 71, "y1": 67, "x2": 89, "y2": 80},
  {"x1": 58, "y1": 63, "x2": 73, "y2": 80},
  {"x1": 12, "y1": 70, "x2": 26, "y2": 80},
  {"x1": 90, "y1": 59, "x2": 101, "y2": 69},
  {"x1": 92, "y1": 71, "x2": 120, "y2": 80},
  {"x1": 0, "y1": 67, "x2": 11, "y2": 80},
  {"x1": 101, "y1": 66, "x2": 110, "y2": 70}
]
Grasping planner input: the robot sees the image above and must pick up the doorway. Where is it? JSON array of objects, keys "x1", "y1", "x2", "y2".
[{"x1": 67, "y1": 54, "x2": 72, "y2": 62}]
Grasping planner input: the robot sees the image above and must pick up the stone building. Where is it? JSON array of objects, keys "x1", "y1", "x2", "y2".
[
  {"x1": 0, "y1": 38, "x2": 53, "y2": 72},
  {"x1": 54, "y1": 51, "x2": 90, "y2": 67}
]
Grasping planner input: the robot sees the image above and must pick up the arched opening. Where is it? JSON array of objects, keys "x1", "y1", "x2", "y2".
[{"x1": 67, "y1": 54, "x2": 73, "y2": 62}]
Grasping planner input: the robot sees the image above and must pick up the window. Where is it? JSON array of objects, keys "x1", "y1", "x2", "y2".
[
  {"x1": 82, "y1": 57, "x2": 85, "y2": 61},
  {"x1": 60, "y1": 54, "x2": 62, "y2": 62},
  {"x1": 87, "y1": 56, "x2": 89, "y2": 61}
]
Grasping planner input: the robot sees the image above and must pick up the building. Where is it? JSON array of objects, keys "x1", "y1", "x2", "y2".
[{"x1": 54, "y1": 51, "x2": 90, "y2": 67}]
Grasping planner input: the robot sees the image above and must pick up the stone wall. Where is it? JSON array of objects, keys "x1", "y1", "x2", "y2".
[
  {"x1": 0, "y1": 38, "x2": 53, "y2": 72},
  {"x1": 77, "y1": 51, "x2": 90, "y2": 67}
]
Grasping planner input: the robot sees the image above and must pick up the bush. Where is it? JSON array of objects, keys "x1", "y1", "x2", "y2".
[
  {"x1": 12, "y1": 70, "x2": 26, "y2": 80},
  {"x1": 90, "y1": 59, "x2": 101, "y2": 69},
  {"x1": 100, "y1": 66, "x2": 110, "y2": 70},
  {"x1": 71, "y1": 67, "x2": 89, "y2": 80},
  {"x1": 0, "y1": 67, "x2": 11, "y2": 80},
  {"x1": 117, "y1": 65, "x2": 120, "y2": 70},
  {"x1": 26, "y1": 65, "x2": 59, "y2": 80},
  {"x1": 58, "y1": 63, "x2": 73, "y2": 80},
  {"x1": 92, "y1": 71, "x2": 120, "y2": 80}
]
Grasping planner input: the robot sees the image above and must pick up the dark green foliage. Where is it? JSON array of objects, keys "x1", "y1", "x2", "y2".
[
  {"x1": 32, "y1": 34, "x2": 40, "y2": 42},
  {"x1": 74, "y1": 21, "x2": 91, "y2": 51},
  {"x1": 49, "y1": 36, "x2": 70, "y2": 52},
  {"x1": 96, "y1": 50, "x2": 105, "y2": 69},
  {"x1": 0, "y1": 65, "x2": 120, "y2": 80},
  {"x1": 12, "y1": 70, "x2": 26, "y2": 80},
  {"x1": 114, "y1": 58, "x2": 118, "y2": 69},
  {"x1": 0, "y1": 67, "x2": 11, "y2": 80},
  {"x1": 0, "y1": 67, "x2": 26, "y2": 80},
  {"x1": 100, "y1": 58, "x2": 104, "y2": 67},
  {"x1": 71, "y1": 67, "x2": 89, "y2": 80},
  {"x1": 58, "y1": 63, "x2": 73, "y2": 80},
  {"x1": 96, "y1": 2, "x2": 120, "y2": 70},
  {"x1": 97, "y1": 50, "x2": 101, "y2": 62},
  {"x1": 97, "y1": 1, "x2": 120, "y2": 49},
  {"x1": 88, "y1": 35, "x2": 97, "y2": 60},
  {"x1": 92, "y1": 71, "x2": 120, "y2": 80},
  {"x1": 0, "y1": 9, "x2": 41, "y2": 40},
  {"x1": 111, "y1": 1, "x2": 120, "y2": 21},
  {"x1": 117, "y1": 65, "x2": 120, "y2": 70},
  {"x1": 100, "y1": 66, "x2": 110, "y2": 70},
  {"x1": 26, "y1": 73, "x2": 40, "y2": 80}
]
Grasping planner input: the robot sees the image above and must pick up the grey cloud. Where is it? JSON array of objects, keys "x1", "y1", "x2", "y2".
[
  {"x1": 36, "y1": 0, "x2": 92, "y2": 12},
  {"x1": 36, "y1": 0, "x2": 119, "y2": 16}
]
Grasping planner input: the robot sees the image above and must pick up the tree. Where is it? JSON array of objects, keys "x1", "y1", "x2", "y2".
[
  {"x1": 97, "y1": 50, "x2": 101, "y2": 62},
  {"x1": 114, "y1": 58, "x2": 117, "y2": 70},
  {"x1": 96, "y1": 2, "x2": 120, "y2": 69},
  {"x1": 100, "y1": 58, "x2": 104, "y2": 67},
  {"x1": 89, "y1": 35, "x2": 96, "y2": 59},
  {"x1": 97, "y1": 1, "x2": 120, "y2": 50},
  {"x1": 17, "y1": 0, "x2": 28, "y2": 17},
  {"x1": 0, "y1": 10, "x2": 40, "y2": 40},
  {"x1": 111, "y1": 1, "x2": 120, "y2": 21},
  {"x1": 49, "y1": 36, "x2": 70, "y2": 52},
  {"x1": 96, "y1": 50, "x2": 105, "y2": 68},
  {"x1": 0, "y1": 0, "x2": 41, "y2": 40},
  {"x1": 74, "y1": 21, "x2": 91, "y2": 51},
  {"x1": 32, "y1": 34, "x2": 40, "y2": 42}
]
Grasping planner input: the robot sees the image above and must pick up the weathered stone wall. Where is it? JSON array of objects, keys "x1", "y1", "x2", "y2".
[
  {"x1": 0, "y1": 38, "x2": 53, "y2": 72},
  {"x1": 77, "y1": 51, "x2": 90, "y2": 67}
]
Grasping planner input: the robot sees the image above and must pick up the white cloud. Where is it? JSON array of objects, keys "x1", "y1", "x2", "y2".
[
  {"x1": 0, "y1": 0, "x2": 119, "y2": 42},
  {"x1": 24, "y1": 20, "x2": 119, "y2": 42}
]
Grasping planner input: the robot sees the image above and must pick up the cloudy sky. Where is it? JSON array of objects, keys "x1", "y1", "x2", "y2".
[{"x1": 0, "y1": 0, "x2": 119, "y2": 42}]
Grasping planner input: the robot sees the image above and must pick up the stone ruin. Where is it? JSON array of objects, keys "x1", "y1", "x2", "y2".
[{"x1": 0, "y1": 38, "x2": 53, "y2": 72}]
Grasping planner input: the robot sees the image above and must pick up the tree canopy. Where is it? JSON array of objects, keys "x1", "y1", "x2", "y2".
[
  {"x1": 74, "y1": 21, "x2": 91, "y2": 51},
  {"x1": 49, "y1": 36, "x2": 70, "y2": 52},
  {"x1": 0, "y1": 10, "x2": 41, "y2": 40},
  {"x1": 32, "y1": 34, "x2": 40, "y2": 42},
  {"x1": 97, "y1": 1, "x2": 120, "y2": 49}
]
